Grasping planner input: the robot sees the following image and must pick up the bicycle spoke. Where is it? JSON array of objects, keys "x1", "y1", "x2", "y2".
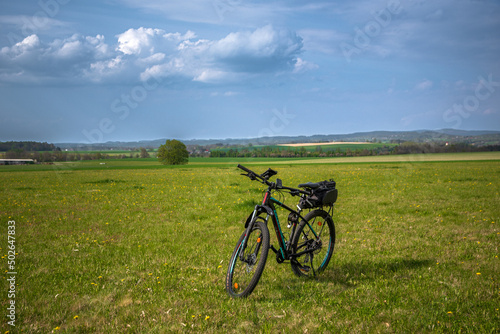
[
  {"x1": 291, "y1": 210, "x2": 335, "y2": 278},
  {"x1": 226, "y1": 219, "x2": 269, "y2": 298}
]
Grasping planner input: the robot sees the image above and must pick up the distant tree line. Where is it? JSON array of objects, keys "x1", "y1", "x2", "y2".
[
  {"x1": 0, "y1": 141, "x2": 59, "y2": 152},
  {"x1": 206, "y1": 142, "x2": 500, "y2": 158},
  {"x1": 2, "y1": 146, "x2": 151, "y2": 163},
  {"x1": 392, "y1": 142, "x2": 500, "y2": 154}
]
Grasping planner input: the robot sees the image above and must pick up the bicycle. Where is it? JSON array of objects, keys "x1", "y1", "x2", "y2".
[{"x1": 225, "y1": 164, "x2": 338, "y2": 298}]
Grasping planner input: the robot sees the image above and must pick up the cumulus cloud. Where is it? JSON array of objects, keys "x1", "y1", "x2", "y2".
[
  {"x1": 0, "y1": 25, "x2": 308, "y2": 85},
  {"x1": 1, "y1": 34, "x2": 40, "y2": 58},
  {"x1": 139, "y1": 25, "x2": 304, "y2": 82},
  {"x1": 116, "y1": 27, "x2": 165, "y2": 55},
  {"x1": 0, "y1": 33, "x2": 114, "y2": 83},
  {"x1": 210, "y1": 25, "x2": 303, "y2": 71}
]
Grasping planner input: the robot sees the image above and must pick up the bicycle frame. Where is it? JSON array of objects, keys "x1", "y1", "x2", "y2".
[{"x1": 243, "y1": 187, "x2": 321, "y2": 264}]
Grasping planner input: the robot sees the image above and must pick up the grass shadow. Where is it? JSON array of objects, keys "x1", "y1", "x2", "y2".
[{"x1": 323, "y1": 257, "x2": 434, "y2": 288}]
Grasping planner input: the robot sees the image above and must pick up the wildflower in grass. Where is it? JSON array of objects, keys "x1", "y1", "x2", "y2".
[
  {"x1": 477, "y1": 273, "x2": 481, "y2": 275},
  {"x1": 205, "y1": 316, "x2": 210, "y2": 321},
  {"x1": 73, "y1": 315, "x2": 79, "y2": 320}
]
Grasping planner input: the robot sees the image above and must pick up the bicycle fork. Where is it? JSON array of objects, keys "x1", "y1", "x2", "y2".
[{"x1": 239, "y1": 206, "x2": 265, "y2": 262}]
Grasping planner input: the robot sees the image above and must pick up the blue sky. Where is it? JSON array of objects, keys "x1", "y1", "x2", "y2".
[{"x1": 1, "y1": 0, "x2": 499, "y2": 143}]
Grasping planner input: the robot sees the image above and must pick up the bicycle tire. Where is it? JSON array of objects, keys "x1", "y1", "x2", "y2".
[
  {"x1": 290, "y1": 209, "x2": 335, "y2": 277},
  {"x1": 226, "y1": 218, "x2": 270, "y2": 298}
]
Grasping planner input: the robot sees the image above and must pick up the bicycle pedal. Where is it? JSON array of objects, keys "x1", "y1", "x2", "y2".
[{"x1": 300, "y1": 265, "x2": 311, "y2": 273}]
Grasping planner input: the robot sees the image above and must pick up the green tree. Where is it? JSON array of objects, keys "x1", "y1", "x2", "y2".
[
  {"x1": 157, "y1": 139, "x2": 189, "y2": 165},
  {"x1": 140, "y1": 147, "x2": 150, "y2": 158}
]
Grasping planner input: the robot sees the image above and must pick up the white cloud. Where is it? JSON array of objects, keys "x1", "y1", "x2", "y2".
[
  {"x1": 85, "y1": 56, "x2": 124, "y2": 82},
  {"x1": 164, "y1": 30, "x2": 196, "y2": 42},
  {"x1": 211, "y1": 25, "x2": 302, "y2": 60},
  {"x1": 116, "y1": 27, "x2": 165, "y2": 55},
  {"x1": 0, "y1": 25, "x2": 307, "y2": 85},
  {"x1": 193, "y1": 69, "x2": 231, "y2": 83},
  {"x1": 177, "y1": 39, "x2": 211, "y2": 51},
  {"x1": 136, "y1": 52, "x2": 166, "y2": 65},
  {"x1": 415, "y1": 79, "x2": 433, "y2": 91},
  {"x1": 1, "y1": 34, "x2": 40, "y2": 58},
  {"x1": 139, "y1": 58, "x2": 185, "y2": 81},
  {"x1": 56, "y1": 40, "x2": 82, "y2": 58},
  {"x1": 85, "y1": 35, "x2": 109, "y2": 58},
  {"x1": 141, "y1": 25, "x2": 304, "y2": 81},
  {"x1": 293, "y1": 58, "x2": 318, "y2": 73}
]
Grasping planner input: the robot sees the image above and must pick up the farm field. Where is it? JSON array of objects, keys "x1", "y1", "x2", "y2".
[
  {"x1": 0, "y1": 155, "x2": 499, "y2": 332},
  {"x1": 278, "y1": 141, "x2": 372, "y2": 146},
  {"x1": 1, "y1": 151, "x2": 499, "y2": 172},
  {"x1": 210, "y1": 141, "x2": 398, "y2": 154}
]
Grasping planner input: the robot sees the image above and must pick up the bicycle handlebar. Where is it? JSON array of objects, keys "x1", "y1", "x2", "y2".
[
  {"x1": 237, "y1": 164, "x2": 253, "y2": 174},
  {"x1": 237, "y1": 164, "x2": 266, "y2": 183},
  {"x1": 237, "y1": 164, "x2": 309, "y2": 195}
]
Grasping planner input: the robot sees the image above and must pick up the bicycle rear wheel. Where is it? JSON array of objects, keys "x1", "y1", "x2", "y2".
[
  {"x1": 290, "y1": 209, "x2": 335, "y2": 277},
  {"x1": 226, "y1": 218, "x2": 270, "y2": 298}
]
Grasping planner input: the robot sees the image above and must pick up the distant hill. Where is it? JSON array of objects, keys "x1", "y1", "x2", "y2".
[{"x1": 56, "y1": 129, "x2": 500, "y2": 150}]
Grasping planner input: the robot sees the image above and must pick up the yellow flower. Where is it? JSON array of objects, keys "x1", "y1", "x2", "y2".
[
  {"x1": 205, "y1": 316, "x2": 210, "y2": 321},
  {"x1": 73, "y1": 315, "x2": 79, "y2": 320}
]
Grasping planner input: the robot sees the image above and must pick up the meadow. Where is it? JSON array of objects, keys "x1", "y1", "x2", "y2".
[{"x1": 0, "y1": 154, "x2": 499, "y2": 333}]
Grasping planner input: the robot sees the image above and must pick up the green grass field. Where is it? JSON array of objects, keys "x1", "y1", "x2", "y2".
[{"x1": 1, "y1": 153, "x2": 499, "y2": 333}]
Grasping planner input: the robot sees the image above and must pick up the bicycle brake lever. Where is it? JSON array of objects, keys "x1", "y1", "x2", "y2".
[{"x1": 242, "y1": 172, "x2": 257, "y2": 180}]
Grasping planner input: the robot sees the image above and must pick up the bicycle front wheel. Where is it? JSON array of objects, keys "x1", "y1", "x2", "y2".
[
  {"x1": 290, "y1": 209, "x2": 335, "y2": 277},
  {"x1": 226, "y1": 218, "x2": 270, "y2": 298}
]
